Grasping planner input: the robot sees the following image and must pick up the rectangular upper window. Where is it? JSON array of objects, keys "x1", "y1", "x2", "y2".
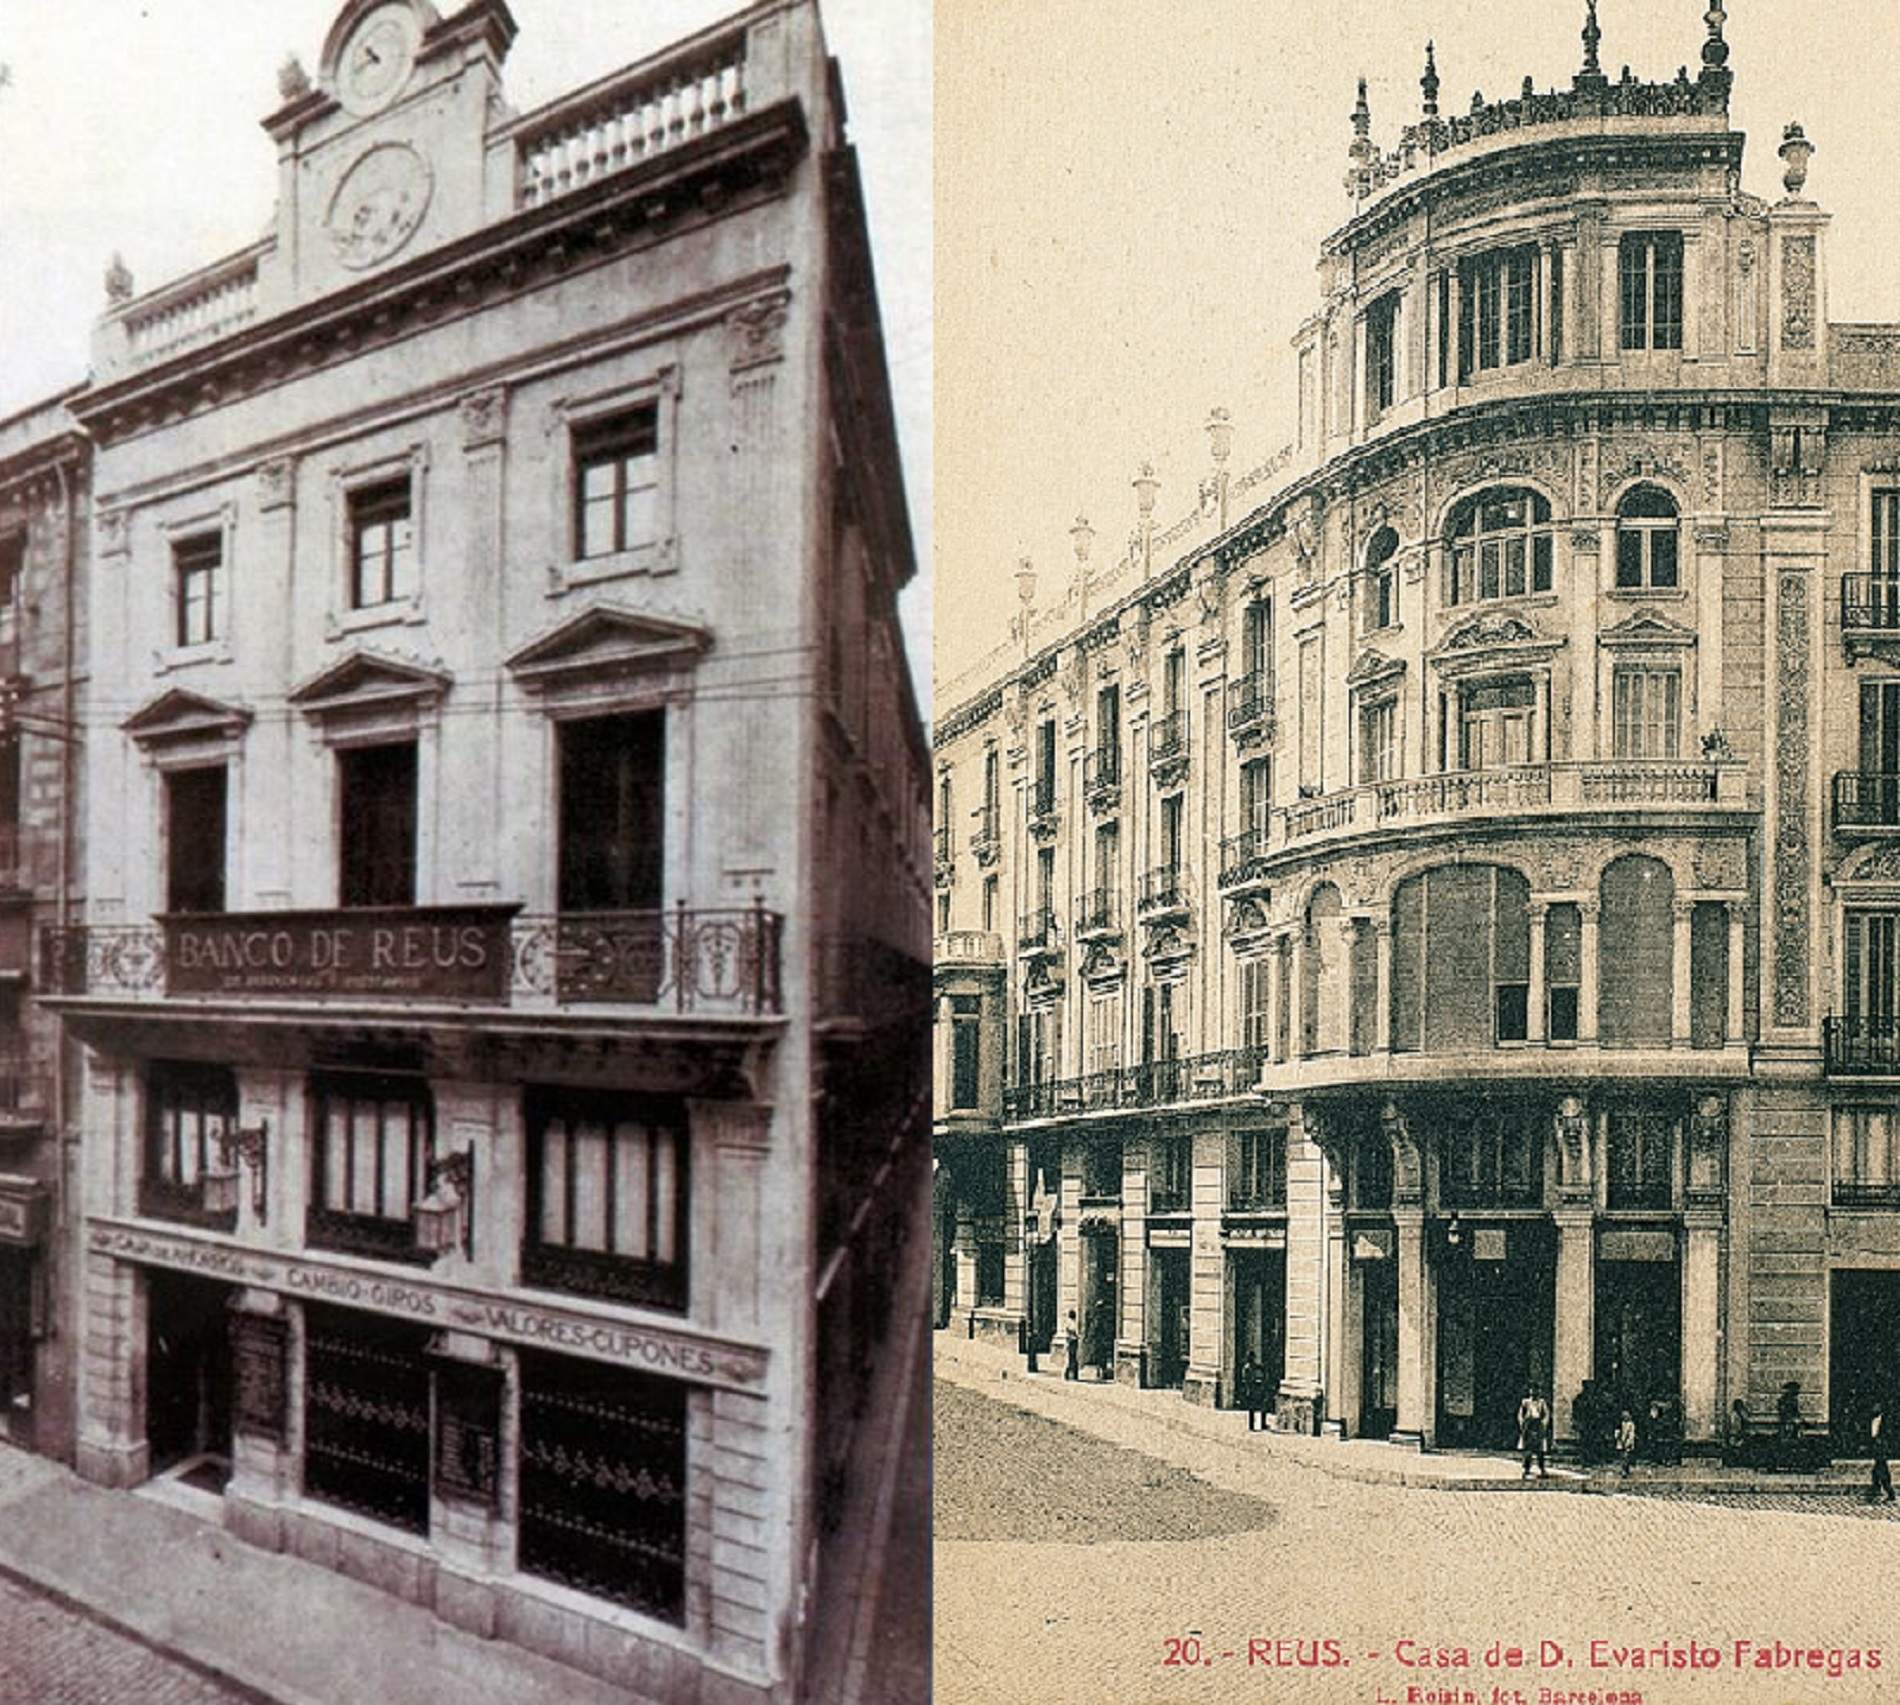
[
  {"x1": 524, "y1": 1087, "x2": 688, "y2": 1310},
  {"x1": 141, "y1": 1060, "x2": 237, "y2": 1228},
  {"x1": 1619, "y1": 232, "x2": 1684, "y2": 351},
  {"x1": 348, "y1": 477, "x2": 415, "y2": 609},
  {"x1": 307, "y1": 1072, "x2": 434, "y2": 1263},
  {"x1": 1613, "y1": 668, "x2": 1682, "y2": 760},
  {"x1": 1366, "y1": 292, "x2": 1399, "y2": 418},
  {"x1": 573, "y1": 405, "x2": 661, "y2": 561},
  {"x1": 173, "y1": 532, "x2": 224, "y2": 648},
  {"x1": 1458, "y1": 246, "x2": 1539, "y2": 376}
]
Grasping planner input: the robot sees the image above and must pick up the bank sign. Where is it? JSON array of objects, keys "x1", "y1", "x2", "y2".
[{"x1": 164, "y1": 906, "x2": 518, "y2": 1001}]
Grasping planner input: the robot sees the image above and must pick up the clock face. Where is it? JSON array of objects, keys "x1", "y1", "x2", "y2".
[{"x1": 338, "y1": 5, "x2": 417, "y2": 116}]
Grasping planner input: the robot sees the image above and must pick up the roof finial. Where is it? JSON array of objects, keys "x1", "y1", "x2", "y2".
[
  {"x1": 1703, "y1": 0, "x2": 1729, "y2": 67},
  {"x1": 1581, "y1": 0, "x2": 1602, "y2": 77},
  {"x1": 1421, "y1": 40, "x2": 1440, "y2": 119},
  {"x1": 1352, "y1": 76, "x2": 1372, "y2": 141},
  {"x1": 1346, "y1": 76, "x2": 1376, "y2": 197}
]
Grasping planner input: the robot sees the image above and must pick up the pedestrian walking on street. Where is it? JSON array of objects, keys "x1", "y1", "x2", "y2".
[
  {"x1": 1615, "y1": 1409, "x2": 1638, "y2": 1478},
  {"x1": 1872, "y1": 1401, "x2": 1895, "y2": 1505},
  {"x1": 1061, "y1": 1310, "x2": 1080, "y2": 1381},
  {"x1": 1517, "y1": 1386, "x2": 1551, "y2": 1479},
  {"x1": 1777, "y1": 1379, "x2": 1803, "y2": 1472},
  {"x1": 1240, "y1": 1352, "x2": 1267, "y2": 1432},
  {"x1": 1725, "y1": 1397, "x2": 1751, "y2": 1468}
]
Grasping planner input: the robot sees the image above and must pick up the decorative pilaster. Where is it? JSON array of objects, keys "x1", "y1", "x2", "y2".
[
  {"x1": 1671, "y1": 898, "x2": 1696, "y2": 1047},
  {"x1": 1527, "y1": 902, "x2": 1549, "y2": 1044},
  {"x1": 1372, "y1": 918, "x2": 1393, "y2": 1054},
  {"x1": 1551, "y1": 1208, "x2": 1595, "y2": 1444},
  {"x1": 1578, "y1": 899, "x2": 1601, "y2": 1044},
  {"x1": 1727, "y1": 900, "x2": 1747, "y2": 1044}
]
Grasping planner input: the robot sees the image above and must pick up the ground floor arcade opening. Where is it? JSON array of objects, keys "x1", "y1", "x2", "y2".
[
  {"x1": 1435, "y1": 1220, "x2": 1554, "y2": 1448},
  {"x1": 1595, "y1": 1236, "x2": 1683, "y2": 1436},
  {"x1": 1230, "y1": 1247, "x2": 1285, "y2": 1413},
  {"x1": 1831, "y1": 1268, "x2": 1900, "y2": 1449}
]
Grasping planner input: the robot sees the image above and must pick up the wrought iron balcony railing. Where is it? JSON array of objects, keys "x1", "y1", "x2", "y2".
[
  {"x1": 1075, "y1": 889, "x2": 1119, "y2": 937},
  {"x1": 1833, "y1": 773, "x2": 1900, "y2": 833},
  {"x1": 41, "y1": 903, "x2": 784, "y2": 1016},
  {"x1": 1826, "y1": 1015, "x2": 1900, "y2": 1075},
  {"x1": 933, "y1": 824, "x2": 953, "y2": 865},
  {"x1": 1148, "y1": 711, "x2": 1188, "y2": 769},
  {"x1": 1083, "y1": 746, "x2": 1121, "y2": 801},
  {"x1": 1226, "y1": 670, "x2": 1274, "y2": 734},
  {"x1": 1002, "y1": 1046, "x2": 1268, "y2": 1124},
  {"x1": 1219, "y1": 824, "x2": 1274, "y2": 888},
  {"x1": 1843, "y1": 573, "x2": 1900, "y2": 632},
  {"x1": 1017, "y1": 907, "x2": 1057, "y2": 952},
  {"x1": 1138, "y1": 864, "x2": 1190, "y2": 917}
]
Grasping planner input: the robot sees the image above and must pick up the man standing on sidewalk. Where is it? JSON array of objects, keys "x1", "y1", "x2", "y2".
[
  {"x1": 1062, "y1": 1310, "x2": 1080, "y2": 1381},
  {"x1": 1871, "y1": 1402, "x2": 1894, "y2": 1505},
  {"x1": 1517, "y1": 1386, "x2": 1551, "y2": 1480}
]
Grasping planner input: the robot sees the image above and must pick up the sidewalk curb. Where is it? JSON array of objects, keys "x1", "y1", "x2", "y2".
[{"x1": 938, "y1": 1342, "x2": 1885, "y2": 1502}]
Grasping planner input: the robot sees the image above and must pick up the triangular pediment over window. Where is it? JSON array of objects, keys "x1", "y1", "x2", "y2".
[
  {"x1": 122, "y1": 688, "x2": 254, "y2": 748},
  {"x1": 1428, "y1": 610, "x2": 1566, "y2": 678},
  {"x1": 287, "y1": 648, "x2": 452, "y2": 718},
  {"x1": 505, "y1": 603, "x2": 712, "y2": 695},
  {"x1": 1598, "y1": 608, "x2": 1699, "y2": 650}
]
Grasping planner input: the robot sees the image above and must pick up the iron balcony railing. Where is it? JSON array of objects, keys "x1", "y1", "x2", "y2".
[
  {"x1": 1083, "y1": 746, "x2": 1121, "y2": 798},
  {"x1": 1843, "y1": 573, "x2": 1900, "y2": 632},
  {"x1": 1825, "y1": 1015, "x2": 1900, "y2": 1075},
  {"x1": 1833, "y1": 773, "x2": 1900, "y2": 832},
  {"x1": 1017, "y1": 906, "x2": 1057, "y2": 952},
  {"x1": 970, "y1": 802, "x2": 1000, "y2": 852},
  {"x1": 1148, "y1": 710, "x2": 1188, "y2": 768},
  {"x1": 1138, "y1": 864, "x2": 1190, "y2": 916},
  {"x1": 1027, "y1": 776, "x2": 1059, "y2": 822},
  {"x1": 1003, "y1": 1046, "x2": 1268, "y2": 1123},
  {"x1": 1226, "y1": 670, "x2": 1274, "y2": 733},
  {"x1": 1219, "y1": 823, "x2": 1274, "y2": 887},
  {"x1": 41, "y1": 904, "x2": 784, "y2": 1016},
  {"x1": 933, "y1": 824, "x2": 953, "y2": 866},
  {"x1": 1075, "y1": 889, "x2": 1118, "y2": 936}
]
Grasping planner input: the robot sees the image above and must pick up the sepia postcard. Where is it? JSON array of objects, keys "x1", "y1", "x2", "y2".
[
  {"x1": 933, "y1": 3, "x2": 1900, "y2": 1702},
  {"x1": 0, "y1": 2, "x2": 931, "y2": 1702}
]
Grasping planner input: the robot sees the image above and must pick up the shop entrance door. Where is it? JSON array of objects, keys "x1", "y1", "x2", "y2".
[
  {"x1": 145, "y1": 1269, "x2": 234, "y2": 1486},
  {"x1": 1151, "y1": 1248, "x2": 1190, "y2": 1388},
  {"x1": 1360, "y1": 1254, "x2": 1399, "y2": 1439},
  {"x1": 1436, "y1": 1223, "x2": 1555, "y2": 1448},
  {"x1": 1029, "y1": 1239, "x2": 1057, "y2": 1357},
  {"x1": 1831, "y1": 1270, "x2": 1900, "y2": 1448},
  {"x1": 1232, "y1": 1248, "x2": 1286, "y2": 1410},
  {"x1": 1080, "y1": 1229, "x2": 1117, "y2": 1375},
  {"x1": 1595, "y1": 1257, "x2": 1682, "y2": 1420}
]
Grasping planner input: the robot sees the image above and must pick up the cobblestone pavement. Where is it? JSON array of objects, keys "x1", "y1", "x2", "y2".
[
  {"x1": 936, "y1": 1374, "x2": 1900, "y2": 1705},
  {"x1": 0, "y1": 1569, "x2": 254, "y2": 1705}
]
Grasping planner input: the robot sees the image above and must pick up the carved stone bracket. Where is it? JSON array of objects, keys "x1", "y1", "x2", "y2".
[
  {"x1": 727, "y1": 288, "x2": 792, "y2": 374},
  {"x1": 1383, "y1": 1099, "x2": 1424, "y2": 1206},
  {"x1": 1554, "y1": 1094, "x2": 1592, "y2": 1199},
  {"x1": 1688, "y1": 1092, "x2": 1727, "y2": 1201}
]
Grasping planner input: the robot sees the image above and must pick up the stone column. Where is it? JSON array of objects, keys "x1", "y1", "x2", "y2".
[
  {"x1": 224, "y1": 1289, "x2": 294, "y2": 1555},
  {"x1": 1372, "y1": 918, "x2": 1393, "y2": 1054},
  {"x1": 1004, "y1": 1137, "x2": 1031, "y2": 1332},
  {"x1": 1115, "y1": 1138, "x2": 1147, "y2": 1387},
  {"x1": 1527, "y1": 902, "x2": 1549, "y2": 1045},
  {"x1": 1322, "y1": 1167, "x2": 1355, "y2": 1438},
  {"x1": 1391, "y1": 1209, "x2": 1431, "y2": 1448},
  {"x1": 1552, "y1": 1208, "x2": 1595, "y2": 1444},
  {"x1": 1727, "y1": 900, "x2": 1747, "y2": 1045},
  {"x1": 1682, "y1": 1211, "x2": 1723, "y2": 1442},
  {"x1": 75, "y1": 1250, "x2": 148, "y2": 1489},
  {"x1": 1290, "y1": 928, "x2": 1309, "y2": 1057},
  {"x1": 1671, "y1": 898, "x2": 1696, "y2": 1047},
  {"x1": 1183, "y1": 1123, "x2": 1227, "y2": 1407},
  {"x1": 952, "y1": 1201, "x2": 978, "y2": 1326},
  {"x1": 1276, "y1": 1109, "x2": 1329, "y2": 1431},
  {"x1": 1578, "y1": 899, "x2": 1602, "y2": 1045}
]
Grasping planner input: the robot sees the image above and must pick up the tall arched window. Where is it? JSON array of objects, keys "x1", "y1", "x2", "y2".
[
  {"x1": 1365, "y1": 526, "x2": 1400, "y2": 633},
  {"x1": 1614, "y1": 484, "x2": 1680, "y2": 590},
  {"x1": 1599, "y1": 855, "x2": 1675, "y2": 1045},
  {"x1": 1389, "y1": 864, "x2": 1531, "y2": 1053},
  {"x1": 1302, "y1": 884, "x2": 1344, "y2": 1056},
  {"x1": 1445, "y1": 488, "x2": 1553, "y2": 606}
]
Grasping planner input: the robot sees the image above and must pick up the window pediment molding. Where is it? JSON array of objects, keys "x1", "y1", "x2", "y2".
[
  {"x1": 1428, "y1": 610, "x2": 1565, "y2": 678},
  {"x1": 506, "y1": 602, "x2": 711, "y2": 710},
  {"x1": 123, "y1": 688, "x2": 254, "y2": 749},
  {"x1": 1346, "y1": 647, "x2": 1405, "y2": 691},
  {"x1": 1598, "y1": 608, "x2": 1698, "y2": 651},
  {"x1": 288, "y1": 646, "x2": 450, "y2": 737}
]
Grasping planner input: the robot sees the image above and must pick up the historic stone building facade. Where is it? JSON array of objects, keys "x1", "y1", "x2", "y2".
[
  {"x1": 32, "y1": 3, "x2": 927, "y2": 1701},
  {"x1": 935, "y1": 4, "x2": 1900, "y2": 1459}
]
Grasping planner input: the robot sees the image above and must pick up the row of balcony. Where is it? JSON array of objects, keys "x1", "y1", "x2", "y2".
[{"x1": 1002, "y1": 1047, "x2": 1268, "y2": 1121}]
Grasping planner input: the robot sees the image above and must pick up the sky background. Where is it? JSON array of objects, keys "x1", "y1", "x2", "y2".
[
  {"x1": 936, "y1": 0, "x2": 1900, "y2": 702},
  {"x1": 0, "y1": 0, "x2": 930, "y2": 696}
]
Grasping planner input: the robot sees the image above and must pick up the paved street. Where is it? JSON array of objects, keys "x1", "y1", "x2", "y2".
[
  {"x1": 0, "y1": 1569, "x2": 254, "y2": 1705},
  {"x1": 936, "y1": 1363, "x2": 1900, "y2": 1705}
]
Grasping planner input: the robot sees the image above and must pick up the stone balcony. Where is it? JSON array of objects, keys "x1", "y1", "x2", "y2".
[{"x1": 1264, "y1": 759, "x2": 1749, "y2": 868}]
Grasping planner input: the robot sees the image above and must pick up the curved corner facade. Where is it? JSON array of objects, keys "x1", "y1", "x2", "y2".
[{"x1": 933, "y1": 17, "x2": 1900, "y2": 1459}]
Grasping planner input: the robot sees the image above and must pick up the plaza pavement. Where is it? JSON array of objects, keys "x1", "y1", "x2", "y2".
[{"x1": 936, "y1": 1333, "x2": 1900, "y2": 1705}]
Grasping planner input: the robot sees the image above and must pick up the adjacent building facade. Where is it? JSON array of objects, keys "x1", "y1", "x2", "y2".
[
  {"x1": 935, "y1": 3, "x2": 1900, "y2": 1459},
  {"x1": 21, "y1": 3, "x2": 926, "y2": 1701}
]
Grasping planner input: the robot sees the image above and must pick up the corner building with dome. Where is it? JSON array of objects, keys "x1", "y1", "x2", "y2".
[{"x1": 932, "y1": 2, "x2": 1900, "y2": 1458}]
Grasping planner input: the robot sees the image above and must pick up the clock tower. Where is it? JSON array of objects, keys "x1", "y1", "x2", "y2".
[{"x1": 258, "y1": 0, "x2": 517, "y2": 312}]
